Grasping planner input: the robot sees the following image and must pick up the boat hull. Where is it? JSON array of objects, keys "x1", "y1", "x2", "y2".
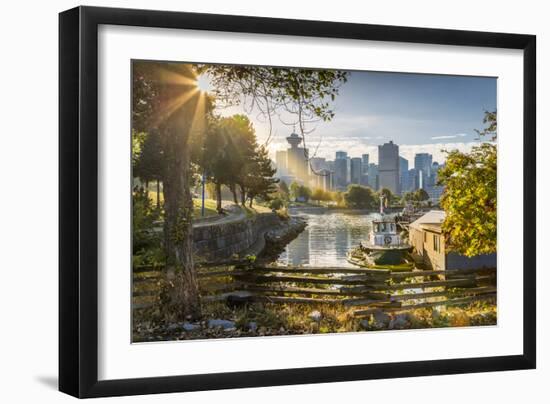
[{"x1": 348, "y1": 243, "x2": 414, "y2": 270}]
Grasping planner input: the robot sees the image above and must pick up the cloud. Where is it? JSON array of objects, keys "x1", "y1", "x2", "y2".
[{"x1": 431, "y1": 133, "x2": 469, "y2": 140}]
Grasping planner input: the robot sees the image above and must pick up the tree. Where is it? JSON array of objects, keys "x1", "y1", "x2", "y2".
[
  {"x1": 378, "y1": 188, "x2": 395, "y2": 206},
  {"x1": 402, "y1": 191, "x2": 415, "y2": 203},
  {"x1": 134, "y1": 129, "x2": 164, "y2": 209},
  {"x1": 311, "y1": 188, "x2": 326, "y2": 205},
  {"x1": 245, "y1": 145, "x2": 279, "y2": 207},
  {"x1": 333, "y1": 191, "x2": 344, "y2": 206},
  {"x1": 133, "y1": 62, "x2": 347, "y2": 321},
  {"x1": 199, "y1": 116, "x2": 247, "y2": 212},
  {"x1": 289, "y1": 181, "x2": 300, "y2": 201},
  {"x1": 289, "y1": 182, "x2": 312, "y2": 202},
  {"x1": 438, "y1": 110, "x2": 497, "y2": 257},
  {"x1": 415, "y1": 188, "x2": 430, "y2": 203},
  {"x1": 344, "y1": 185, "x2": 377, "y2": 209},
  {"x1": 132, "y1": 61, "x2": 207, "y2": 319}
]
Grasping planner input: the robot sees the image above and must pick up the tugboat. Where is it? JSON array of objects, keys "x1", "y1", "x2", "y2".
[{"x1": 348, "y1": 196, "x2": 414, "y2": 270}]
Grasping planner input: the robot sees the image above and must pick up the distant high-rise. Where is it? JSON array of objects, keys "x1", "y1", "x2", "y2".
[
  {"x1": 399, "y1": 156, "x2": 409, "y2": 193},
  {"x1": 318, "y1": 169, "x2": 334, "y2": 191},
  {"x1": 378, "y1": 141, "x2": 400, "y2": 194},
  {"x1": 275, "y1": 150, "x2": 288, "y2": 176},
  {"x1": 367, "y1": 163, "x2": 379, "y2": 190},
  {"x1": 334, "y1": 151, "x2": 350, "y2": 189},
  {"x1": 350, "y1": 157, "x2": 362, "y2": 184},
  {"x1": 361, "y1": 154, "x2": 370, "y2": 174},
  {"x1": 408, "y1": 168, "x2": 420, "y2": 191},
  {"x1": 414, "y1": 153, "x2": 433, "y2": 189},
  {"x1": 286, "y1": 131, "x2": 309, "y2": 184},
  {"x1": 309, "y1": 157, "x2": 327, "y2": 174},
  {"x1": 335, "y1": 151, "x2": 348, "y2": 160},
  {"x1": 334, "y1": 158, "x2": 350, "y2": 189}
]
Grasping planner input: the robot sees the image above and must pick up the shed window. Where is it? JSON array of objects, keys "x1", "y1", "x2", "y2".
[{"x1": 433, "y1": 234, "x2": 440, "y2": 252}]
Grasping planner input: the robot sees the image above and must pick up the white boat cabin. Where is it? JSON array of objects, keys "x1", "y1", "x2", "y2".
[{"x1": 369, "y1": 219, "x2": 403, "y2": 247}]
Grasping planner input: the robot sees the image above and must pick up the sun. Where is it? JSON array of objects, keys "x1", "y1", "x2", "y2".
[{"x1": 196, "y1": 74, "x2": 211, "y2": 92}]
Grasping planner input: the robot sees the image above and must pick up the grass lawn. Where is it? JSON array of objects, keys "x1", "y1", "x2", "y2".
[
  {"x1": 146, "y1": 189, "x2": 272, "y2": 219},
  {"x1": 146, "y1": 190, "x2": 219, "y2": 218}
]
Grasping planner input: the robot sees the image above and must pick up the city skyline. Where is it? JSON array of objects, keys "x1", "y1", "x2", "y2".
[
  {"x1": 211, "y1": 69, "x2": 496, "y2": 164},
  {"x1": 276, "y1": 133, "x2": 445, "y2": 202}
]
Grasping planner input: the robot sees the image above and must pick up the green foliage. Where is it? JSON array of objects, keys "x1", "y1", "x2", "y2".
[
  {"x1": 269, "y1": 197, "x2": 285, "y2": 210},
  {"x1": 133, "y1": 129, "x2": 164, "y2": 189},
  {"x1": 277, "y1": 180, "x2": 290, "y2": 202},
  {"x1": 132, "y1": 187, "x2": 163, "y2": 266},
  {"x1": 415, "y1": 188, "x2": 430, "y2": 202},
  {"x1": 344, "y1": 185, "x2": 378, "y2": 209},
  {"x1": 132, "y1": 130, "x2": 147, "y2": 168},
  {"x1": 311, "y1": 188, "x2": 331, "y2": 204},
  {"x1": 378, "y1": 187, "x2": 401, "y2": 205},
  {"x1": 204, "y1": 65, "x2": 348, "y2": 124},
  {"x1": 438, "y1": 111, "x2": 497, "y2": 257},
  {"x1": 245, "y1": 144, "x2": 279, "y2": 206},
  {"x1": 289, "y1": 182, "x2": 312, "y2": 202}
]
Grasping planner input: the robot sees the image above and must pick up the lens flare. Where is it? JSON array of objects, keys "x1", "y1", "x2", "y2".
[{"x1": 196, "y1": 74, "x2": 211, "y2": 92}]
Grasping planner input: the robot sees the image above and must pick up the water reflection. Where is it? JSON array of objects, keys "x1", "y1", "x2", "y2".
[{"x1": 277, "y1": 209, "x2": 380, "y2": 267}]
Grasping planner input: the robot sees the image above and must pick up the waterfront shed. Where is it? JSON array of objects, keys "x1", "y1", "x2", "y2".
[{"x1": 409, "y1": 210, "x2": 496, "y2": 271}]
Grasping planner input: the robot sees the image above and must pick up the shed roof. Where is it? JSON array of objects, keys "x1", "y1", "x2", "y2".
[{"x1": 409, "y1": 210, "x2": 446, "y2": 230}]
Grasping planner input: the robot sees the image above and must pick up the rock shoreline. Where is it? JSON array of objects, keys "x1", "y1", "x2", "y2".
[{"x1": 258, "y1": 216, "x2": 307, "y2": 261}]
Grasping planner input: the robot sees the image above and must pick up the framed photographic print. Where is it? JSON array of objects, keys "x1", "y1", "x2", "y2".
[{"x1": 59, "y1": 6, "x2": 536, "y2": 398}]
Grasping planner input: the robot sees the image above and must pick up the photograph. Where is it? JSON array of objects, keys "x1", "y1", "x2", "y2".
[{"x1": 131, "y1": 60, "x2": 498, "y2": 342}]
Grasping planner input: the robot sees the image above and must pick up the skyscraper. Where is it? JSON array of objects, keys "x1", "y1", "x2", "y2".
[
  {"x1": 378, "y1": 141, "x2": 400, "y2": 194},
  {"x1": 275, "y1": 150, "x2": 288, "y2": 176},
  {"x1": 367, "y1": 163, "x2": 379, "y2": 190},
  {"x1": 334, "y1": 151, "x2": 350, "y2": 189},
  {"x1": 399, "y1": 156, "x2": 409, "y2": 193},
  {"x1": 414, "y1": 153, "x2": 433, "y2": 189},
  {"x1": 361, "y1": 154, "x2": 370, "y2": 174},
  {"x1": 335, "y1": 151, "x2": 348, "y2": 160},
  {"x1": 350, "y1": 157, "x2": 362, "y2": 184}
]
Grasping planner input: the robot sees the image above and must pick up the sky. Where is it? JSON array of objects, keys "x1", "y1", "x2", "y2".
[{"x1": 211, "y1": 69, "x2": 497, "y2": 165}]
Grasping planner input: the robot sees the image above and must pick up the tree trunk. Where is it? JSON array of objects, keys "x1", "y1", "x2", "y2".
[
  {"x1": 248, "y1": 197, "x2": 254, "y2": 208},
  {"x1": 239, "y1": 184, "x2": 246, "y2": 206},
  {"x1": 230, "y1": 184, "x2": 238, "y2": 205},
  {"x1": 156, "y1": 179, "x2": 161, "y2": 209},
  {"x1": 162, "y1": 126, "x2": 201, "y2": 320},
  {"x1": 215, "y1": 182, "x2": 222, "y2": 213}
]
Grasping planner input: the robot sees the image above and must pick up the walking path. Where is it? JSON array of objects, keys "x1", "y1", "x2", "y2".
[{"x1": 194, "y1": 205, "x2": 246, "y2": 227}]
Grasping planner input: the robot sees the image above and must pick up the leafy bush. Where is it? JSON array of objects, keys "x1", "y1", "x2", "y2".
[{"x1": 133, "y1": 187, "x2": 164, "y2": 266}]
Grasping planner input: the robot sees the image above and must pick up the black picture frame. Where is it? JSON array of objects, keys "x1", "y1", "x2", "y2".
[{"x1": 59, "y1": 5, "x2": 536, "y2": 398}]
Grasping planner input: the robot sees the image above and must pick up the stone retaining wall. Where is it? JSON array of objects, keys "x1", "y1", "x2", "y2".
[{"x1": 193, "y1": 213, "x2": 280, "y2": 261}]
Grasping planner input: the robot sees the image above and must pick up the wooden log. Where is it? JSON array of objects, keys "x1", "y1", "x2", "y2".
[
  {"x1": 234, "y1": 273, "x2": 385, "y2": 286},
  {"x1": 132, "y1": 274, "x2": 161, "y2": 283},
  {"x1": 243, "y1": 284, "x2": 390, "y2": 299},
  {"x1": 250, "y1": 265, "x2": 391, "y2": 275},
  {"x1": 197, "y1": 269, "x2": 248, "y2": 278},
  {"x1": 341, "y1": 275, "x2": 494, "y2": 293},
  {"x1": 353, "y1": 293, "x2": 497, "y2": 317},
  {"x1": 199, "y1": 281, "x2": 244, "y2": 293},
  {"x1": 252, "y1": 295, "x2": 341, "y2": 304},
  {"x1": 389, "y1": 286, "x2": 496, "y2": 302},
  {"x1": 388, "y1": 267, "x2": 496, "y2": 279},
  {"x1": 342, "y1": 286, "x2": 496, "y2": 307}
]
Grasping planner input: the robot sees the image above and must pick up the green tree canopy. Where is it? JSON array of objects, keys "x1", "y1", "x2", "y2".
[
  {"x1": 438, "y1": 111, "x2": 497, "y2": 257},
  {"x1": 344, "y1": 185, "x2": 378, "y2": 209},
  {"x1": 132, "y1": 61, "x2": 348, "y2": 321},
  {"x1": 415, "y1": 188, "x2": 430, "y2": 202}
]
